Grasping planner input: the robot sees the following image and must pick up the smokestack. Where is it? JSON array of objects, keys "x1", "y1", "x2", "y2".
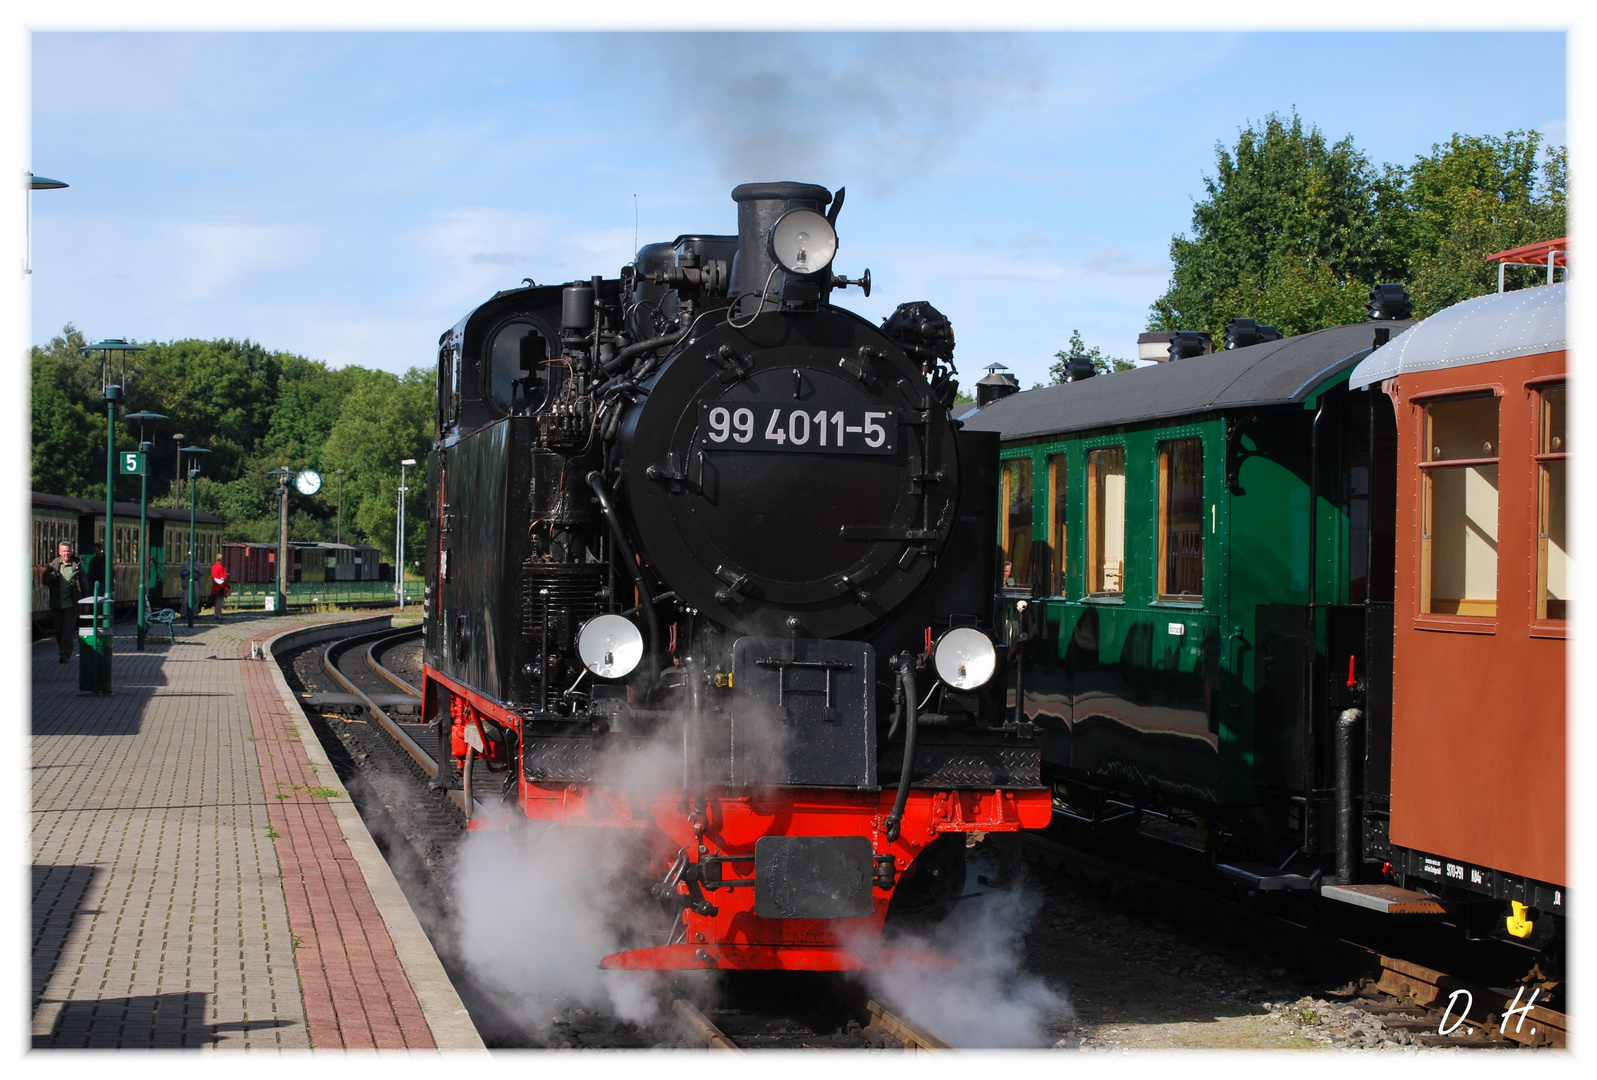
[{"x1": 729, "y1": 182, "x2": 833, "y2": 313}]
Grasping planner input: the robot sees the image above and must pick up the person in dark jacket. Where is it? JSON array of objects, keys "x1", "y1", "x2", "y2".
[{"x1": 41, "y1": 541, "x2": 88, "y2": 662}]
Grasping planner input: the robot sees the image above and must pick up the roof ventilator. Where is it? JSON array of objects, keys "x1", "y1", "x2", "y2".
[
  {"x1": 1062, "y1": 356, "x2": 1096, "y2": 382},
  {"x1": 1167, "y1": 332, "x2": 1210, "y2": 361},
  {"x1": 1366, "y1": 283, "x2": 1413, "y2": 321},
  {"x1": 1223, "y1": 318, "x2": 1282, "y2": 350}
]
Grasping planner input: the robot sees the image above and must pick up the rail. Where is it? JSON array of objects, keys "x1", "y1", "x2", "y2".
[
  {"x1": 314, "y1": 626, "x2": 488, "y2": 819},
  {"x1": 672, "y1": 998, "x2": 742, "y2": 1051},
  {"x1": 1371, "y1": 954, "x2": 1566, "y2": 1048},
  {"x1": 229, "y1": 580, "x2": 423, "y2": 608},
  {"x1": 863, "y1": 999, "x2": 951, "y2": 1051}
]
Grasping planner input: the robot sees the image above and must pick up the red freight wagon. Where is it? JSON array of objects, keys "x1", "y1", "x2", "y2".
[{"x1": 221, "y1": 542, "x2": 276, "y2": 584}]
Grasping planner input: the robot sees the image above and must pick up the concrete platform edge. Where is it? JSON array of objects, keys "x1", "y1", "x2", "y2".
[{"x1": 263, "y1": 616, "x2": 488, "y2": 1053}]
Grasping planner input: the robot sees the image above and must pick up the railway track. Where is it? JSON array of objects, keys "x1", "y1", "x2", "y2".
[
  {"x1": 316, "y1": 625, "x2": 506, "y2": 820},
  {"x1": 291, "y1": 625, "x2": 960, "y2": 1050},
  {"x1": 672, "y1": 993, "x2": 949, "y2": 1051},
  {"x1": 1021, "y1": 829, "x2": 1567, "y2": 1049}
]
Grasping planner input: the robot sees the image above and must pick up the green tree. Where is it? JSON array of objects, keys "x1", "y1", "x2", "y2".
[
  {"x1": 31, "y1": 326, "x2": 100, "y2": 497},
  {"x1": 1380, "y1": 132, "x2": 1566, "y2": 316},
  {"x1": 1048, "y1": 329, "x2": 1134, "y2": 383},
  {"x1": 1148, "y1": 116, "x2": 1567, "y2": 338},
  {"x1": 320, "y1": 368, "x2": 434, "y2": 568},
  {"x1": 30, "y1": 324, "x2": 439, "y2": 555},
  {"x1": 1149, "y1": 110, "x2": 1397, "y2": 339}
]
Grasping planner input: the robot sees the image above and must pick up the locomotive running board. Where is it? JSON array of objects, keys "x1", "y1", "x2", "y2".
[{"x1": 599, "y1": 944, "x2": 958, "y2": 971}]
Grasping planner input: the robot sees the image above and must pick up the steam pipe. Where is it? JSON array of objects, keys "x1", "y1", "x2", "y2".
[
  {"x1": 600, "y1": 328, "x2": 687, "y2": 377},
  {"x1": 884, "y1": 656, "x2": 918, "y2": 843},
  {"x1": 587, "y1": 471, "x2": 661, "y2": 683},
  {"x1": 1335, "y1": 707, "x2": 1363, "y2": 884}
]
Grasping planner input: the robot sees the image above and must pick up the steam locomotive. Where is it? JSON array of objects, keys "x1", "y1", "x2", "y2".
[{"x1": 421, "y1": 182, "x2": 1051, "y2": 971}]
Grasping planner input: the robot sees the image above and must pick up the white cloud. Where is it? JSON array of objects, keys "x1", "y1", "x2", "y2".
[
  {"x1": 415, "y1": 206, "x2": 556, "y2": 304},
  {"x1": 1080, "y1": 244, "x2": 1163, "y2": 277},
  {"x1": 165, "y1": 221, "x2": 304, "y2": 304}
]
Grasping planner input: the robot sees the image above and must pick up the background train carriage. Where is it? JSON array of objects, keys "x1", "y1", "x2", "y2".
[
  {"x1": 964, "y1": 318, "x2": 1409, "y2": 835},
  {"x1": 1344, "y1": 281, "x2": 1565, "y2": 932},
  {"x1": 31, "y1": 491, "x2": 225, "y2": 624}
]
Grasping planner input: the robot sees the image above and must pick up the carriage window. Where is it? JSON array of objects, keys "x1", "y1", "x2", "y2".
[
  {"x1": 1087, "y1": 447, "x2": 1125, "y2": 597},
  {"x1": 1537, "y1": 384, "x2": 1567, "y2": 621},
  {"x1": 1000, "y1": 458, "x2": 1036, "y2": 588},
  {"x1": 488, "y1": 321, "x2": 549, "y2": 414},
  {"x1": 1048, "y1": 453, "x2": 1068, "y2": 596},
  {"x1": 1421, "y1": 394, "x2": 1498, "y2": 617},
  {"x1": 1158, "y1": 438, "x2": 1204, "y2": 600}
]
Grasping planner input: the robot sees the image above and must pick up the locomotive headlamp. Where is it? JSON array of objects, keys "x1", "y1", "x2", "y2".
[
  {"x1": 577, "y1": 614, "x2": 645, "y2": 679},
  {"x1": 932, "y1": 627, "x2": 997, "y2": 690},
  {"x1": 768, "y1": 208, "x2": 837, "y2": 276}
]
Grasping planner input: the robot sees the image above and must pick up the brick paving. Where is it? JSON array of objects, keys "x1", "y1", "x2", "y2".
[
  {"x1": 237, "y1": 633, "x2": 435, "y2": 1049},
  {"x1": 30, "y1": 613, "x2": 445, "y2": 1050}
]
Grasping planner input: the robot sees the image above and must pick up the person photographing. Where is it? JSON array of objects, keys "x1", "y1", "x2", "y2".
[{"x1": 42, "y1": 541, "x2": 88, "y2": 663}]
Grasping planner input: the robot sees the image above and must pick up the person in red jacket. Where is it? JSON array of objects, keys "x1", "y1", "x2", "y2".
[{"x1": 209, "y1": 557, "x2": 229, "y2": 615}]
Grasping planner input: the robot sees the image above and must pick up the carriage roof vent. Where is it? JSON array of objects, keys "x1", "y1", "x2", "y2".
[
  {"x1": 1224, "y1": 319, "x2": 1282, "y2": 350},
  {"x1": 1139, "y1": 330, "x2": 1211, "y2": 362}
]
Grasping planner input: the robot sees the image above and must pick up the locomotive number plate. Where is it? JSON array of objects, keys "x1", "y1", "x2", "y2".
[{"x1": 699, "y1": 402, "x2": 895, "y2": 454}]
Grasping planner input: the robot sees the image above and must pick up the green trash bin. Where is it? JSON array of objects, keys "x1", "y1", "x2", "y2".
[{"x1": 78, "y1": 594, "x2": 113, "y2": 696}]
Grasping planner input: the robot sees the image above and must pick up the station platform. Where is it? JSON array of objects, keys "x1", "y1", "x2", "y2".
[{"x1": 30, "y1": 611, "x2": 484, "y2": 1051}]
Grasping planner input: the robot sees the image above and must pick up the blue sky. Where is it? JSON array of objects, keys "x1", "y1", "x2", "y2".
[{"x1": 27, "y1": 30, "x2": 1567, "y2": 389}]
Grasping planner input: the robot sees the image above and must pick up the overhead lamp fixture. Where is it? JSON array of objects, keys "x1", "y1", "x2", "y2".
[{"x1": 768, "y1": 208, "x2": 837, "y2": 276}]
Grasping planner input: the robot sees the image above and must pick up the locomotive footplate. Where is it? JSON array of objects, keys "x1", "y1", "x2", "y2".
[{"x1": 877, "y1": 736, "x2": 1042, "y2": 789}]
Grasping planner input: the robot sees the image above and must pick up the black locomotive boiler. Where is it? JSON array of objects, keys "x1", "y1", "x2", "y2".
[{"x1": 421, "y1": 182, "x2": 1051, "y2": 971}]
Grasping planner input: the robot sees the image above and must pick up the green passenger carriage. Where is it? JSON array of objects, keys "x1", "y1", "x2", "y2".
[{"x1": 964, "y1": 318, "x2": 1407, "y2": 874}]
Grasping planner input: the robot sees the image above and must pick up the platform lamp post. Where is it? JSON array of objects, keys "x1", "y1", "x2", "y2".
[
  {"x1": 268, "y1": 468, "x2": 292, "y2": 615},
  {"x1": 124, "y1": 410, "x2": 168, "y2": 650},
  {"x1": 397, "y1": 459, "x2": 416, "y2": 609},
  {"x1": 179, "y1": 446, "x2": 211, "y2": 628},
  {"x1": 25, "y1": 172, "x2": 69, "y2": 277},
  {"x1": 334, "y1": 469, "x2": 346, "y2": 544},
  {"x1": 79, "y1": 338, "x2": 145, "y2": 694},
  {"x1": 172, "y1": 433, "x2": 185, "y2": 506}
]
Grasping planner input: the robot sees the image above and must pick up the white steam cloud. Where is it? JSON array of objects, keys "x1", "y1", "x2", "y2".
[
  {"x1": 453, "y1": 822, "x2": 666, "y2": 1032},
  {"x1": 854, "y1": 848, "x2": 1072, "y2": 1047}
]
